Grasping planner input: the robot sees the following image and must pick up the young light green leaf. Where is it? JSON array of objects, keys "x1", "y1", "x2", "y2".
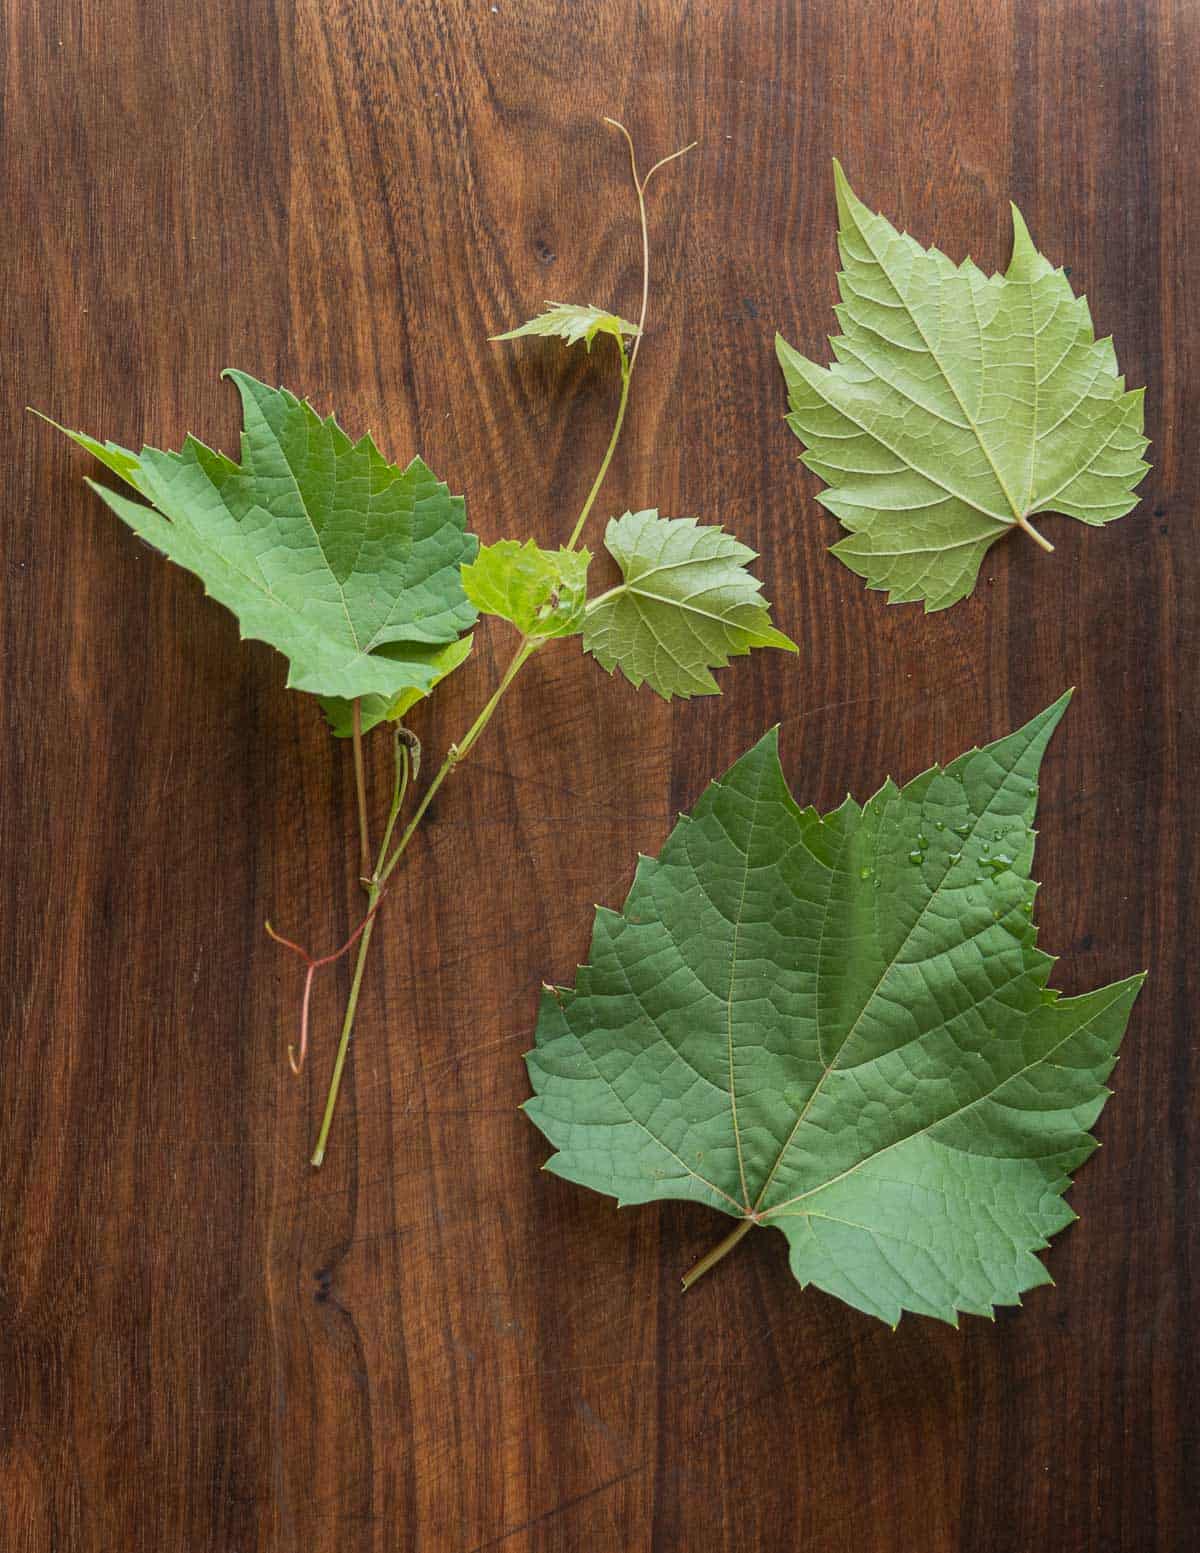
[
  {"x1": 777, "y1": 164, "x2": 1149, "y2": 611},
  {"x1": 582, "y1": 511, "x2": 797, "y2": 700},
  {"x1": 462, "y1": 540, "x2": 591, "y2": 639},
  {"x1": 49, "y1": 370, "x2": 479, "y2": 701},
  {"x1": 492, "y1": 302, "x2": 640, "y2": 351},
  {"x1": 318, "y1": 634, "x2": 475, "y2": 738},
  {"x1": 525, "y1": 695, "x2": 1144, "y2": 1326}
]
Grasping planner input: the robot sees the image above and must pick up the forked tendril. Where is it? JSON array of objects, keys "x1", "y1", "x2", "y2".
[
  {"x1": 268, "y1": 723, "x2": 412, "y2": 1074},
  {"x1": 602, "y1": 118, "x2": 698, "y2": 376},
  {"x1": 266, "y1": 897, "x2": 388, "y2": 1074}
]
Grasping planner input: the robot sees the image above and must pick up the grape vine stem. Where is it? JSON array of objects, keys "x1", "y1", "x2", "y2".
[{"x1": 300, "y1": 119, "x2": 695, "y2": 1168}]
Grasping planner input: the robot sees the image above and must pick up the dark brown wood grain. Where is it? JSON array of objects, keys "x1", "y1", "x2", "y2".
[{"x1": 2, "y1": 0, "x2": 1196, "y2": 1548}]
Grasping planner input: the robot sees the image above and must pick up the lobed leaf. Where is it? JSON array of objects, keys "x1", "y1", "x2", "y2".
[
  {"x1": 50, "y1": 370, "x2": 479, "y2": 703},
  {"x1": 492, "y1": 302, "x2": 639, "y2": 351},
  {"x1": 777, "y1": 164, "x2": 1149, "y2": 610},
  {"x1": 525, "y1": 695, "x2": 1144, "y2": 1325},
  {"x1": 582, "y1": 511, "x2": 797, "y2": 700}
]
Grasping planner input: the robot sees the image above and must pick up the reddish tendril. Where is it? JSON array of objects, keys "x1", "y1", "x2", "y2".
[{"x1": 266, "y1": 893, "x2": 387, "y2": 1074}]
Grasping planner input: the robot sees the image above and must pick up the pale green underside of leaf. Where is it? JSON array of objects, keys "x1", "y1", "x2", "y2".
[
  {"x1": 462, "y1": 539, "x2": 591, "y2": 639},
  {"x1": 525, "y1": 695, "x2": 1144, "y2": 1325},
  {"x1": 491, "y1": 302, "x2": 640, "y2": 350},
  {"x1": 777, "y1": 164, "x2": 1149, "y2": 611},
  {"x1": 319, "y1": 633, "x2": 475, "y2": 738},
  {"x1": 582, "y1": 511, "x2": 797, "y2": 700},
  {"x1": 52, "y1": 371, "x2": 479, "y2": 701}
]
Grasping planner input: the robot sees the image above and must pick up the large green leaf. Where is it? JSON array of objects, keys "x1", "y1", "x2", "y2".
[
  {"x1": 582, "y1": 511, "x2": 797, "y2": 700},
  {"x1": 51, "y1": 370, "x2": 479, "y2": 701},
  {"x1": 777, "y1": 164, "x2": 1149, "y2": 611},
  {"x1": 525, "y1": 695, "x2": 1143, "y2": 1325}
]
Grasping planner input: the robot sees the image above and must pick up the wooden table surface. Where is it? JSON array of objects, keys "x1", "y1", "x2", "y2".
[{"x1": 3, "y1": 1, "x2": 1196, "y2": 1549}]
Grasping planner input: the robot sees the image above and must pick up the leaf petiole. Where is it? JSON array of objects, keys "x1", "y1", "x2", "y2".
[
  {"x1": 351, "y1": 697, "x2": 372, "y2": 884},
  {"x1": 681, "y1": 1218, "x2": 755, "y2": 1291},
  {"x1": 1015, "y1": 511, "x2": 1055, "y2": 553}
]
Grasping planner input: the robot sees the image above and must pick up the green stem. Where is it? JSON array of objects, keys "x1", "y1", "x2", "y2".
[
  {"x1": 309, "y1": 732, "x2": 411, "y2": 1166},
  {"x1": 309, "y1": 638, "x2": 540, "y2": 1167},
  {"x1": 566, "y1": 352, "x2": 631, "y2": 551},
  {"x1": 680, "y1": 1218, "x2": 755, "y2": 1291},
  {"x1": 379, "y1": 636, "x2": 540, "y2": 882},
  {"x1": 351, "y1": 697, "x2": 371, "y2": 885},
  {"x1": 308, "y1": 122, "x2": 696, "y2": 1167},
  {"x1": 309, "y1": 890, "x2": 380, "y2": 1168}
]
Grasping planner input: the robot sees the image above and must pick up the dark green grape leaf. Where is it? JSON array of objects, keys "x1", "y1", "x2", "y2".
[{"x1": 525, "y1": 695, "x2": 1143, "y2": 1325}]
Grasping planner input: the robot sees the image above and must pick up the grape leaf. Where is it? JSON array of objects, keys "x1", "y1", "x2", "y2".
[
  {"x1": 492, "y1": 302, "x2": 639, "y2": 350},
  {"x1": 776, "y1": 164, "x2": 1149, "y2": 611},
  {"x1": 525, "y1": 694, "x2": 1144, "y2": 1325},
  {"x1": 49, "y1": 370, "x2": 479, "y2": 701},
  {"x1": 582, "y1": 510, "x2": 797, "y2": 699},
  {"x1": 319, "y1": 634, "x2": 475, "y2": 738},
  {"x1": 462, "y1": 540, "x2": 591, "y2": 638}
]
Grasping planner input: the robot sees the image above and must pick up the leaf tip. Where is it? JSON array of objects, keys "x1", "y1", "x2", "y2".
[
  {"x1": 1006, "y1": 203, "x2": 1045, "y2": 281},
  {"x1": 1050, "y1": 686, "x2": 1075, "y2": 721},
  {"x1": 831, "y1": 158, "x2": 863, "y2": 225}
]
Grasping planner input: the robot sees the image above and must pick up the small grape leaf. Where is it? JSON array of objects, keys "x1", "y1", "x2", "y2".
[
  {"x1": 777, "y1": 163, "x2": 1149, "y2": 611},
  {"x1": 582, "y1": 510, "x2": 797, "y2": 699},
  {"x1": 48, "y1": 370, "x2": 479, "y2": 701},
  {"x1": 462, "y1": 540, "x2": 591, "y2": 638},
  {"x1": 492, "y1": 302, "x2": 639, "y2": 350},
  {"x1": 319, "y1": 634, "x2": 475, "y2": 738},
  {"x1": 525, "y1": 694, "x2": 1144, "y2": 1325}
]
